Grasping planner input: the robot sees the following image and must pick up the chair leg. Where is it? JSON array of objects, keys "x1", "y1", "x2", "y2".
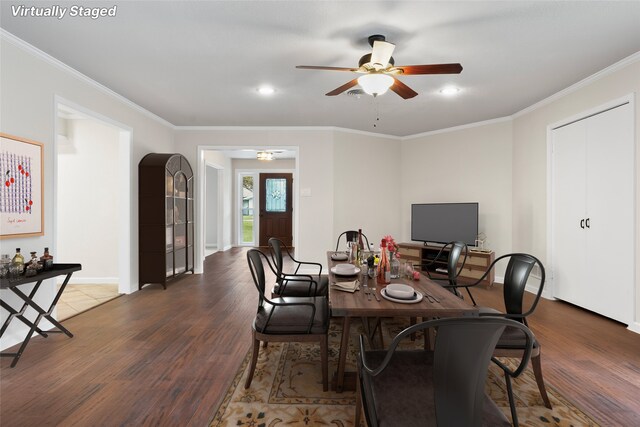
[
  {"x1": 504, "y1": 371, "x2": 519, "y2": 427},
  {"x1": 355, "y1": 373, "x2": 363, "y2": 427},
  {"x1": 375, "y1": 318, "x2": 384, "y2": 348},
  {"x1": 532, "y1": 352, "x2": 553, "y2": 409},
  {"x1": 409, "y1": 316, "x2": 417, "y2": 341},
  {"x1": 320, "y1": 334, "x2": 328, "y2": 392},
  {"x1": 465, "y1": 287, "x2": 477, "y2": 306},
  {"x1": 244, "y1": 335, "x2": 261, "y2": 389}
]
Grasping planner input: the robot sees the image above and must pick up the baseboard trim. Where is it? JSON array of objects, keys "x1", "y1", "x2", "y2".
[
  {"x1": 525, "y1": 284, "x2": 554, "y2": 300},
  {"x1": 58, "y1": 277, "x2": 119, "y2": 285},
  {"x1": 627, "y1": 322, "x2": 640, "y2": 335}
]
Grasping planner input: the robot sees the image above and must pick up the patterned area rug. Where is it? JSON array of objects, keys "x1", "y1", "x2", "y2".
[{"x1": 210, "y1": 318, "x2": 599, "y2": 426}]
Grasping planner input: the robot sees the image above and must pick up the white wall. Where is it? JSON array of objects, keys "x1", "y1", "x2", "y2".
[
  {"x1": 511, "y1": 59, "x2": 640, "y2": 329},
  {"x1": 57, "y1": 118, "x2": 119, "y2": 282},
  {"x1": 333, "y1": 131, "x2": 401, "y2": 247},
  {"x1": 400, "y1": 120, "x2": 513, "y2": 264},
  {"x1": 0, "y1": 33, "x2": 174, "y2": 350},
  {"x1": 205, "y1": 165, "x2": 218, "y2": 247},
  {"x1": 203, "y1": 150, "x2": 232, "y2": 252}
]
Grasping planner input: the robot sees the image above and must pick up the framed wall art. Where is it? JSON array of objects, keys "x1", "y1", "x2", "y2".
[{"x1": 0, "y1": 133, "x2": 44, "y2": 239}]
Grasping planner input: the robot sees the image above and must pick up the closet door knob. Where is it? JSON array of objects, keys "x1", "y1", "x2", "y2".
[
  {"x1": 586, "y1": 218, "x2": 590, "y2": 228},
  {"x1": 580, "y1": 219, "x2": 585, "y2": 229}
]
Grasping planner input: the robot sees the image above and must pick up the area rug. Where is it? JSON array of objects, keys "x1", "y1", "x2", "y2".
[{"x1": 210, "y1": 318, "x2": 599, "y2": 426}]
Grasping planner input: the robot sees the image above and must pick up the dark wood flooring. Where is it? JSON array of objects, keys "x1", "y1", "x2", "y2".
[{"x1": 1, "y1": 247, "x2": 639, "y2": 425}]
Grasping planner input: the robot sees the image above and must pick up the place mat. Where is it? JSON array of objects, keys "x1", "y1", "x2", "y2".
[{"x1": 330, "y1": 280, "x2": 359, "y2": 293}]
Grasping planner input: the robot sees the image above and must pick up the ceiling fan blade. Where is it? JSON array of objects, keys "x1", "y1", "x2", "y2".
[
  {"x1": 390, "y1": 78, "x2": 418, "y2": 99},
  {"x1": 326, "y1": 79, "x2": 359, "y2": 96},
  {"x1": 370, "y1": 41, "x2": 395, "y2": 70},
  {"x1": 296, "y1": 65, "x2": 358, "y2": 72},
  {"x1": 397, "y1": 63, "x2": 463, "y2": 75}
]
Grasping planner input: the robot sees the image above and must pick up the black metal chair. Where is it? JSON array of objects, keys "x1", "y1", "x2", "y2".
[
  {"x1": 335, "y1": 230, "x2": 370, "y2": 252},
  {"x1": 463, "y1": 253, "x2": 553, "y2": 414},
  {"x1": 245, "y1": 249, "x2": 329, "y2": 391},
  {"x1": 356, "y1": 317, "x2": 535, "y2": 427},
  {"x1": 420, "y1": 241, "x2": 476, "y2": 305},
  {"x1": 268, "y1": 237, "x2": 328, "y2": 297}
]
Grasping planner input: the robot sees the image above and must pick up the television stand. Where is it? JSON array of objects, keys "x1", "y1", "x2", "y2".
[{"x1": 397, "y1": 242, "x2": 495, "y2": 287}]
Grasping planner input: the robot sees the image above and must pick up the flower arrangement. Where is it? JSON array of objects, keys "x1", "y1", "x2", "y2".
[{"x1": 383, "y1": 235, "x2": 400, "y2": 258}]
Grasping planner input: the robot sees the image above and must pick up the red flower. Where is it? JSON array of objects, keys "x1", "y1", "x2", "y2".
[{"x1": 383, "y1": 234, "x2": 400, "y2": 258}]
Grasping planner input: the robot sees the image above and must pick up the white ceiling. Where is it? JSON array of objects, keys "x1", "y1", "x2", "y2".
[{"x1": 2, "y1": 1, "x2": 639, "y2": 137}]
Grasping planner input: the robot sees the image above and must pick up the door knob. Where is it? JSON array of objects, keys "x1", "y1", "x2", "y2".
[
  {"x1": 580, "y1": 219, "x2": 585, "y2": 229},
  {"x1": 585, "y1": 218, "x2": 590, "y2": 228}
]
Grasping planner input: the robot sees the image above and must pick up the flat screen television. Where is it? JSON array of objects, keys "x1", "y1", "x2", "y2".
[{"x1": 411, "y1": 203, "x2": 479, "y2": 246}]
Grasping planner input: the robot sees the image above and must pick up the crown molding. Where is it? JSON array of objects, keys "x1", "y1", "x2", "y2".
[
  {"x1": 176, "y1": 125, "x2": 332, "y2": 132},
  {"x1": 400, "y1": 116, "x2": 512, "y2": 140},
  {"x1": 175, "y1": 125, "x2": 401, "y2": 140},
  {"x1": 1, "y1": 28, "x2": 174, "y2": 129},
  {"x1": 513, "y1": 50, "x2": 640, "y2": 119}
]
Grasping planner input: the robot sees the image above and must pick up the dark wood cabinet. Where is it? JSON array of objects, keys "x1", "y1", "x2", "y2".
[{"x1": 139, "y1": 153, "x2": 194, "y2": 289}]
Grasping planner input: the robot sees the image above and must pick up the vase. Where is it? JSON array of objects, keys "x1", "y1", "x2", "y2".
[{"x1": 390, "y1": 252, "x2": 401, "y2": 279}]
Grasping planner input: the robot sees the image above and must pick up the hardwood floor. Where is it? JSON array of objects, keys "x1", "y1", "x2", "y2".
[{"x1": 1, "y1": 247, "x2": 639, "y2": 425}]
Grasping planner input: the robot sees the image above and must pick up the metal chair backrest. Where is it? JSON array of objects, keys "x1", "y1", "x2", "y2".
[
  {"x1": 247, "y1": 249, "x2": 270, "y2": 305},
  {"x1": 446, "y1": 241, "x2": 468, "y2": 285},
  {"x1": 267, "y1": 237, "x2": 285, "y2": 278},
  {"x1": 359, "y1": 317, "x2": 534, "y2": 427},
  {"x1": 335, "y1": 230, "x2": 369, "y2": 251},
  {"x1": 502, "y1": 254, "x2": 545, "y2": 322}
]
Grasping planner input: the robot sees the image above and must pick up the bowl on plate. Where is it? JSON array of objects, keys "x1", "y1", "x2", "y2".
[
  {"x1": 334, "y1": 264, "x2": 357, "y2": 275},
  {"x1": 385, "y1": 283, "x2": 415, "y2": 300}
]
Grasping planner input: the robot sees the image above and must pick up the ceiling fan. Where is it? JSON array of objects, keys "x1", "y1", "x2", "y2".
[{"x1": 296, "y1": 34, "x2": 462, "y2": 99}]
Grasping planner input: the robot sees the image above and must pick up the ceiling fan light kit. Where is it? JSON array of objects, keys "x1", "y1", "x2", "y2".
[
  {"x1": 358, "y1": 73, "x2": 394, "y2": 96},
  {"x1": 257, "y1": 151, "x2": 274, "y2": 161},
  {"x1": 296, "y1": 34, "x2": 462, "y2": 100}
]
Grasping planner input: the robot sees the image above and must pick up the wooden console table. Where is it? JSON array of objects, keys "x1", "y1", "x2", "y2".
[
  {"x1": 0, "y1": 263, "x2": 81, "y2": 367},
  {"x1": 397, "y1": 243, "x2": 495, "y2": 287}
]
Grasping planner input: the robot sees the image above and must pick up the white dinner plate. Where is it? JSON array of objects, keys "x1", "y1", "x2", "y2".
[
  {"x1": 331, "y1": 252, "x2": 348, "y2": 261},
  {"x1": 330, "y1": 266, "x2": 361, "y2": 276},
  {"x1": 381, "y1": 288, "x2": 423, "y2": 304}
]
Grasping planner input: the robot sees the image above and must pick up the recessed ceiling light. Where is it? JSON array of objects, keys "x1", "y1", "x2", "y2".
[
  {"x1": 439, "y1": 86, "x2": 460, "y2": 95},
  {"x1": 257, "y1": 86, "x2": 275, "y2": 95}
]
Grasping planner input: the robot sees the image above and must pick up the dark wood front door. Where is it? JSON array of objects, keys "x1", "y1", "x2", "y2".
[{"x1": 259, "y1": 173, "x2": 293, "y2": 247}]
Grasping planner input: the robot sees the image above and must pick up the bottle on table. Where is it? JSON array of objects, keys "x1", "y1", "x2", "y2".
[
  {"x1": 377, "y1": 239, "x2": 391, "y2": 285},
  {"x1": 390, "y1": 252, "x2": 401, "y2": 279},
  {"x1": 41, "y1": 247, "x2": 54, "y2": 270},
  {"x1": 357, "y1": 229, "x2": 365, "y2": 265},
  {"x1": 0, "y1": 254, "x2": 11, "y2": 278},
  {"x1": 11, "y1": 248, "x2": 25, "y2": 276},
  {"x1": 25, "y1": 252, "x2": 39, "y2": 277}
]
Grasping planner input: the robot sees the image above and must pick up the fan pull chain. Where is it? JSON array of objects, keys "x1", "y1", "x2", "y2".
[{"x1": 373, "y1": 98, "x2": 380, "y2": 128}]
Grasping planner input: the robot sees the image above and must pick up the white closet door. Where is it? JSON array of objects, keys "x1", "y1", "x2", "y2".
[
  {"x1": 585, "y1": 103, "x2": 634, "y2": 323},
  {"x1": 552, "y1": 121, "x2": 587, "y2": 306}
]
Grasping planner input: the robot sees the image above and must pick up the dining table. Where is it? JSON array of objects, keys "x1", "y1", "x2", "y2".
[{"x1": 327, "y1": 251, "x2": 478, "y2": 392}]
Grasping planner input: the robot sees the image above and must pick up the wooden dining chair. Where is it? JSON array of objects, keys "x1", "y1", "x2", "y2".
[
  {"x1": 268, "y1": 237, "x2": 328, "y2": 297},
  {"x1": 245, "y1": 249, "x2": 329, "y2": 391},
  {"x1": 356, "y1": 317, "x2": 535, "y2": 427}
]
